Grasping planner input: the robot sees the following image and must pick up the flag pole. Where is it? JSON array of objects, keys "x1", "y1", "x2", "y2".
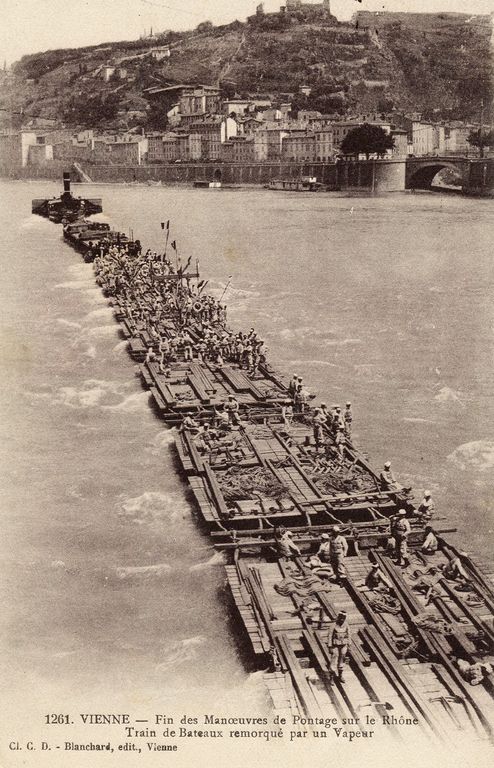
[
  {"x1": 219, "y1": 275, "x2": 233, "y2": 304},
  {"x1": 161, "y1": 220, "x2": 170, "y2": 263}
]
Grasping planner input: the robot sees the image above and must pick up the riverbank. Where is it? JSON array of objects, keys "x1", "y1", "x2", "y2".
[
  {"x1": 0, "y1": 158, "x2": 407, "y2": 192},
  {"x1": 3, "y1": 160, "x2": 493, "y2": 195}
]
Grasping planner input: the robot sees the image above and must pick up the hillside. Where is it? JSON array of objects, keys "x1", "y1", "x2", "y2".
[{"x1": 0, "y1": 11, "x2": 491, "y2": 130}]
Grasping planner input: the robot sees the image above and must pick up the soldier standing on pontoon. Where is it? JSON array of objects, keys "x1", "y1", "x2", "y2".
[
  {"x1": 392, "y1": 509, "x2": 411, "y2": 567},
  {"x1": 328, "y1": 611, "x2": 350, "y2": 684},
  {"x1": 344, "y1": 402, "x2": 353, "y2": 438},
  {"x1": 330, "y1": 526, "x2": 348, "y2": 583}
]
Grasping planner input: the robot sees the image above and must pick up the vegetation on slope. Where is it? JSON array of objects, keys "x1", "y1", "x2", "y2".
[{"x1": 0, "y1": 12, "x2": 491, "y2": 130}]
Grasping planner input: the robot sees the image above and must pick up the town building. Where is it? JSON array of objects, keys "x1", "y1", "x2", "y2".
[
  {"x1": 147, "y1": 133, "x2": 169, "y2": 163},
  {"x1": 445, "y1": 124, "x2": 472, "y2": 154},
  {"x1": 0, "y1": 131, "x2": 24, "y2": 166},
  {"x1": 253, "y1": 133, "x2": 269, "y2": 162},
  {"x1": 52, "y1": 141, "x2": 93, "y2": 163},
  {"x1": 248, "y1": 96, "x2": 273, "y2": 110},
  {"x1": 390, "y1": 129, "x2": 408, "y2": 158},
  {"x1": 101, "y1": 65, "x2": 127, "y2": 82},
  {"x1": 221, "y1": 136, "x2": 256, "y2": 163},
  {"x1": 161, "y1": 134, "x2": 179, "y2": 163},
  {"x1": 144, "y1": 84, "x2": 221, "y2": 123},
  {"x1": 102, "y1": 65, "x2": 116, "y2": 82},
  {"x1": 236, "y1": 115, "x2": 265, "y2": 137},
  {"x1": 27, "y1": 143, "x2": 54, "y2": 164},
  {"x1": 178, "y1": 86, "x2": 221, "y2": 117},
  {"x1": 262, "y1": 107, "x2": 284, "y2": 122},
  {"x1": 178, "y1": 116, "x2": 237, "y2": 160},
  {"x1": 314, "y1": 128, "x2": 334, "y2": 161},
  {"x1": 255, "y1": 127, "x2": 289, "y2": 159},
  {"x1": 150, "y1": 46, "x2": 171, "y2": 61},
  {"x1": 282, "y1": 130, "x2": 316, "y2": 161},
  {"x1": 298, "y1": 110, "x2": 323, "y2": 125},
  {"x1": 411, "y1": 121, "x2": 435, "y2": 156},
  {"x1": 93, "y1": 135, "x2": 148, "y2": 164},
  {"x1": 223, "y1": 99, "x2": 255, "y2": 116}
]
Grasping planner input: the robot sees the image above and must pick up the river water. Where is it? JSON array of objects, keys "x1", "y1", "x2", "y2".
[{"x1": 0, "y1": 180, "x2": 493, "y2": 762}]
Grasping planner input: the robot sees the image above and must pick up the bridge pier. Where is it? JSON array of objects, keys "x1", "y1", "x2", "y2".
[{"x1": 463, "y1": 160, "x2": 494, "y2": 197}]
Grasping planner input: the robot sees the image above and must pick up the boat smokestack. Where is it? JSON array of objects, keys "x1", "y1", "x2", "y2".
[{"x1": 63, "y1": 172, "x2": 71, "y2": 194}]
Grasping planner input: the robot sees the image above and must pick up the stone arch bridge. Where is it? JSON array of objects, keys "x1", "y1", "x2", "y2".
[{"x1": 406, "y1": 157, "x2": 494, "y2": 193}]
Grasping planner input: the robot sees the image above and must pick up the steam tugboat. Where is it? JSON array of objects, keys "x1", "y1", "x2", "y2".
[{"x1": 32, "y1": 172, "x2": 102, "y2": 223}]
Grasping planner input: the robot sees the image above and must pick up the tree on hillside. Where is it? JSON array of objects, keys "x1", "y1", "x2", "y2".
[
  {"x1": 196, "y1": 21, "x2": 214, "y2": 34},
  {"x1": 467, "y1": 128, "x2": 494, "y2": 158},
  {"x1": 340, "y1": 123, "x2": 395, "y2": 159}
]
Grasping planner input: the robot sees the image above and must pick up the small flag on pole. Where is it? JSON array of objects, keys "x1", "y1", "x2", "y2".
[
  {"x1": 171, "y1": 240, "x2": 177, "y2": 251},
  {"x1": 160, "y1": 220, "x2": 170, "y2": 230}
]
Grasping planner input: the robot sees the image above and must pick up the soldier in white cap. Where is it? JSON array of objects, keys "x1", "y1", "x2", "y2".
[
  {"x1": 145, "y1": 345, "x2": 157, "y2": 364},
  {"x1": 441, "y1": 553, "x2": 469, "y2": 584},
  {"x1": 416, "y1": 490, "x2": 435, "y2": 521},
  {"x1": 393, "y1": 509, "x2": 411, "y2": 567},
  {"x1": 316, "y1": 532, "x2": 332, "y2": 564},
  {"x1": 380, "y1": 461, "x2": 401, "y2": 492},
  {"x1": 327, "y1": 404, "x2": 338, "y2": 430},
  {"x1": 335, "y1": 426, "x2": 346, "y2": 457},
  {"x1": 320, "y1": 402, "x2": 331, "y2": 428},
  {"x1": 332, "y1": 406, "x2": 344, "y2": 435},
  {"x1": 330, "y1": 525, "x2": 348, "y2": 582},
  {"x1": 328, "y1": 611, "x2": 350, "y2": 683},
  {"x1": 421, "y1": 525, "x2": 438, "y2": 555},
  {"x1": 289, "y1": 374, "x2": 298, "y2": 397},
  {"x1": 312, "y1": 408, "x2": 326, "y2": 449},
  {"x1": 274, "y1": 526, "x2": 301, "y2": 559},
  {"x1": 224, "y1": 395, "x2": 241, "y2": 426},
  {"x1": 365, "y1": 562, "x2": 392, "y2": 591},
  {"x1": 344, "y1": 402, "x2": 353, "y2": 438}
]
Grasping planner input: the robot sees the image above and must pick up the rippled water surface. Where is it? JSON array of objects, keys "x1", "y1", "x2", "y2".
[{"x1": 0, "y1": 181, "x2": 493, "y2": 758}]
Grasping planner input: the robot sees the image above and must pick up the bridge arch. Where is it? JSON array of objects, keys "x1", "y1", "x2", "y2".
[{"x1": 406, "y1": 160, "x2": 465, "y2": 190}]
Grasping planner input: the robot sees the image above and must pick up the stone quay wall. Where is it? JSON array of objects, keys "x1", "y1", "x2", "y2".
[{"x1": 0, "y1": 159, "x2": 410, "y2": 193}]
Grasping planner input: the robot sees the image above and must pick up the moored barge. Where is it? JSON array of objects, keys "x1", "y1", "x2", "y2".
[{"x1": 267, "y1": 177, "x2": 323, "y2": 192}]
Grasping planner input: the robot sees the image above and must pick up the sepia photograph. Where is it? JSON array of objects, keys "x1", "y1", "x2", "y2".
[{"x1": 0, "y1": 1, "x2": 493, "y2": 767}]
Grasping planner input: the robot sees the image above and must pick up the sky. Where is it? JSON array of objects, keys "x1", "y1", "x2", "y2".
[{"x1": 1, "y1": 0, "x2": 493, "y2": 65}]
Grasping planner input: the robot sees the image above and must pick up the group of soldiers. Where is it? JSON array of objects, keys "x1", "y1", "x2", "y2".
[
  {"x1": 275, "y1": 524, "x2": 349, "y2": 584},
  {"x1": 272, "y1": 517, "x2": 478, "y2": 685},
  {"x1": 92, "y1": 235, "x2": 477, "y2": 689},
  {"x1": 312, "y1": 401, "x2": 353, "y2": 453},
  {"x1": 386, "y1": 491, "x2": 436, "y2": 567},
  {"x1": 94, "y1": 244, "x2": 229, "y2": 341},
  {"x1": 94, "y1": 243, "x2": 273, "y2": 380},
  {"x1": 94, "y1": 240, "x2": 370, "y2": 475},
  {"x1": 274, "y1": 525, "x2": 350, "y2": 682}
]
